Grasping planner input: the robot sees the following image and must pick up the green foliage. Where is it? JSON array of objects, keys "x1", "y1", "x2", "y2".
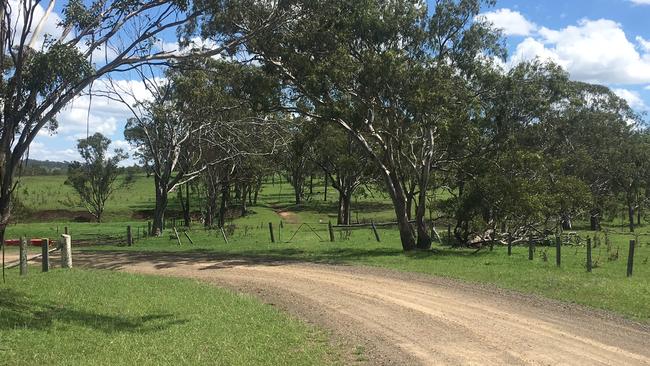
[
  {"x1": 25, "y1": 43, "x2": 92, "y2": 96},
  {"x1": 66, "y1": 133, "x2": 129, "y2": 222}
]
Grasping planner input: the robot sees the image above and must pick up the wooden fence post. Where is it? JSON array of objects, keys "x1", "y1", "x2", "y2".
[
  {"x1": 148, "y1": 221, "x2": 152, "y2": 236},
  {"x1": 41, "y1": 238, "x2": 49, "y2": 272},
  {"x1": 127, "y1": 225, "x2": 133, "y2": 246},
  {"x1": 556, "y1": 235, "x2": 561, "y2": 267},
  {"x1": 220, "y1": 227, "x2": 229, "y2": 245},
  {"x1": 627, "y1": 240, "x2": 636, "y2": 277},
  {"x1": 328, "y1": 221, "x2": 335, "y2": 242},
  {"x1": 60, "y1": 234, "x2": 72, "y2": 269},
  {"x1": 528, "y1": 236, "x2": 534, "y2": 261},
  {"x1": 269, "y1": 222, "x2": 275, "y2": 243},
  {"x1": 173, "y1": 227, "x2": 182, "y2": 246},
  {"x1": 371, "y1": 220, "x2": 381, "y2": 242},
  {"x1": 19, "y1": 237, "x2": 27, "y2": 276},
  {"x1": 586, "y1": 237, "x2": 593, "y2": 273},
  {"x1": 64, "y1": 226, "x2": 69, "y2": 235},
  {"x1": 447, "y1": 224, "x2": 452, "y2": 245}
]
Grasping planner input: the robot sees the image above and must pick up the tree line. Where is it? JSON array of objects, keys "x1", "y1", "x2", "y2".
[{"x1": 2, "y1": 0, "x2": 648, "y2": 252}]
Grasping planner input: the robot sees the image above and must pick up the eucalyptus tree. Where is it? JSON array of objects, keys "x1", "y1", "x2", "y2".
[
  {"x1": 308, "y1": 123, "x2": 372, "y2": 225},
  {"x1": 66, "y1": 133, "x2": 129, "y2": 223},
  {"x1": 0, "y1": 0, "x2": 263, "y2": 245},
  {"x1": 278, "y1": 118, "x2": 316, "y2": 205},
  {"x1": 203, "y1": 0, "x2": 504, "y2": 251},
  {"x1": 543, "y1": 82, "x2": 640, "y2": 231},
  {"x1": 123, "y1": 60, "x2": 281, "y2": 234}
]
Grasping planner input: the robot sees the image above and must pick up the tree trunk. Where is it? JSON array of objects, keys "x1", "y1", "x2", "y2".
[
  {"x1": 561, "y1": 215, "x2": 572, "y2": 230},
  {"x1": 204, "y1": 182, "x2": 219, "y2": 228},
  {"x1": 337, "y1": 192, "x2": 352, "y2": 225},
  {"x1": 183, "y1": 184, "x2": 191, "y2": 227},
  {"x1": 415, "y1": 186, "x2": 431, "y2": 250},
  {"x1": 590, "y1": 211, "x2": 600, "y2": 231},
  {"x1": 323, "y1": 172, "x2": 328, "y2": 201},
  {"x1": 152, "y1": 178, "x2": 168, "y2": 236},
  {"x1": 218, "y1": 181, "x2": 229, "y2": 228},
  {"x1": 241, "y1": 185, "x2": 248, "y2": 217},
  {"x1": 406, "y1": 193, "x2": 414, "y2": 221},
  {"x1": 253, "y1": 179, "x2": 260, "y2": 205},
  {"x1": 628, "y1": 202, "x2": 635, "y2": 233},
  {"x1": 383, "y1": 170, "x2": 416, "y2": 251},
  {"x1": 294, "y1": 183, "x2": 302, "y2": 205}
]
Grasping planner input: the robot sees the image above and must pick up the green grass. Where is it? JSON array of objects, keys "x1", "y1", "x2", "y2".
[
  {"x1": 14, "y1": 174, "x2": 157, "y2": 222},
  {"x1": 0, "y1": 269, "x2": 336, "y2": 366},
  {"x1": 7, "y1": 175, "x2": 650, "y2": 323},
  {"x1": 81, "y1": 218, "x2": 650, "y2": 322}
]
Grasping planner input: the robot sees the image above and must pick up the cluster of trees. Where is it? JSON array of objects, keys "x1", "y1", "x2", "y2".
[{"x1": 2, "y1": 0, "x2": 648, "y2": 253}]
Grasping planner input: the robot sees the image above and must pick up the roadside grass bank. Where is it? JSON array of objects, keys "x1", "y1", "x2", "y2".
[{"x1": 0, "y1": 268, "x2": 337, "y2": 366}]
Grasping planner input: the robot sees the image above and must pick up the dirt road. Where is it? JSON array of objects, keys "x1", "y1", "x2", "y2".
[{"x1": 72, "y1": 251, "x2": 649, "y2": 365}]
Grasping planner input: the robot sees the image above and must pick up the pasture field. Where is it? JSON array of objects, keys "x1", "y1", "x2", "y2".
[
  {"x1": 4, "y1": 175, "x2": 650, "y2": 322},
  {"x1": 0, "y1": 269, "x2": 336, "y2": 366}
]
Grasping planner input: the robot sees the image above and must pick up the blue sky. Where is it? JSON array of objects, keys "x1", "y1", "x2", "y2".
[{"x1": 27, "y1": 0, "x2": 650, "y2": 164}]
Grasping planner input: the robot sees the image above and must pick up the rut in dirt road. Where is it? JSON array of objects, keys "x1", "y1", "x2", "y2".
[{"x1": 74, "y1": 251, "x2": 650, "y2": 366}]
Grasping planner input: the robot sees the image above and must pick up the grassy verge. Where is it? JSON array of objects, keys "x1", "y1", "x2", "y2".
[
  {"x1": 8, "y1": 176, "x2": 650, "y2": 323},
  {"x1": 76, "y1": 204, "x2": 650, "y2": 322},
  {"x1": 0, "y1": 269, "x2": 336, "y2": 366}
]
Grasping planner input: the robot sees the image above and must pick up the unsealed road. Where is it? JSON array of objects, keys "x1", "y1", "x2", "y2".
[{"x1": 74, "y1": 251, "x2": 649, "y2": 365}]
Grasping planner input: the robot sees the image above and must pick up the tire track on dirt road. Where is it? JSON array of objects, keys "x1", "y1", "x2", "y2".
[{"x1": 72, "y1": 251, "x2": 650, "y2": 365}]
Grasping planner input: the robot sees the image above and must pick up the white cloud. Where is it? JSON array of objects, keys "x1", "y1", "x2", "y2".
[
  {"x1": 629, "y1": 0, "x2": 650, "y2": 5},
  {"x1": 613, "y1": 88, "x2": 648, "y2": 110},
  {"x1": 637, "y1": 36, "x2": 650, "y2": 53},
  {"x1": 7, "y1": 0, "x2": 64, "y2": 50},
  {"x1": 509, "y1": 18, "x2": 650, "y2": 85},
  {"x1": 479, "y1": 9, "x2": 537, "y2": 36},
  {"x1": 27, "y1": 142, "x2": 80, "y2": 162}
]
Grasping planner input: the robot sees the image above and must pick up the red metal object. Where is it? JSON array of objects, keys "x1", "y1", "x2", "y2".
[{"x1": 3, "y1": 238, "x2": 52, "y2": 247}]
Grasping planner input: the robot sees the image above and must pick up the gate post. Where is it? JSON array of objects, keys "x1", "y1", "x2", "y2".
[{"x1": 60, "y1": 234, "x2": 72, "y2": 269}]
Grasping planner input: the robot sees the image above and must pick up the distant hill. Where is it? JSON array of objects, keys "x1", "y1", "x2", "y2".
[{"x1": 22, "y1": 159, "x2": 70, "y2": 175}]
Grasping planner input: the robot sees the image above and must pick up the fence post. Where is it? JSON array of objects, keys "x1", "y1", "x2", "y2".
[
  {"x1": 64, "y1": 226, "x2": 69, "y2": 235},
  {"x1": 586, "y1": 237, "x2": 592, "y2": 273},
  {"x1": 269, "y1": 222, "x2": 275, "y2": 243},
  {"x1": 507, "y1": 235, "x2": 512, "y2": 256},
  {"x1": 41, "y1": 238, "x2": 49, "y2": 272},
  {"x1": 173, "y1": 227, "x2": 182, "y2": 246},
  {"x1": 220, "y1": 227, "x2": 229, "y2": 245},
  {"x1": 556, "y1": 235, "x2": 561, "y2": 267},
  {"x1": 19, "y1": 237, "x2": 27, "y2": 276},
  {"x1": 371, "y1": 220, "x2": 381, "y2": 242},
  {"x1": 183, "y1": 231, "x2": 195, "y2": 245},
  {"x1": 627, "y1": 240, "x2": 636, "y2": 277},
  {"x1": 447, "y1": 224, "x2": 452, "y2": 245},
  {"x1": 60, "y1": 234, "x2": 72, "y2": 269},
  {"x1": 328, "y1": 221, "x2": 335, "y2": 242},
  {"x1": 127, "y1": 225, "x2": 133, "y2": 246},
  {"x1": 148, "y1": 221, "x2": 152, "y2": 236},
  {"x1": 528, "y1": 236, "x2": 534, "y2": 261}
]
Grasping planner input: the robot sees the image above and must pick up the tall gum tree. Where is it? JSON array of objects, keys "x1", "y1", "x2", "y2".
[
  {"x1": 203, "y1": 0, "x2": 504, "y2": 251},
  {"x1": 0, "y1": 0, "x2": 284, "y2": 273}
]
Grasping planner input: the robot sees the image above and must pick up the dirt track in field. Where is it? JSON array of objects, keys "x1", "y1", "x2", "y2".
[{"x1": 71, "y1": 251, "x2": 650, "y2": 365}]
